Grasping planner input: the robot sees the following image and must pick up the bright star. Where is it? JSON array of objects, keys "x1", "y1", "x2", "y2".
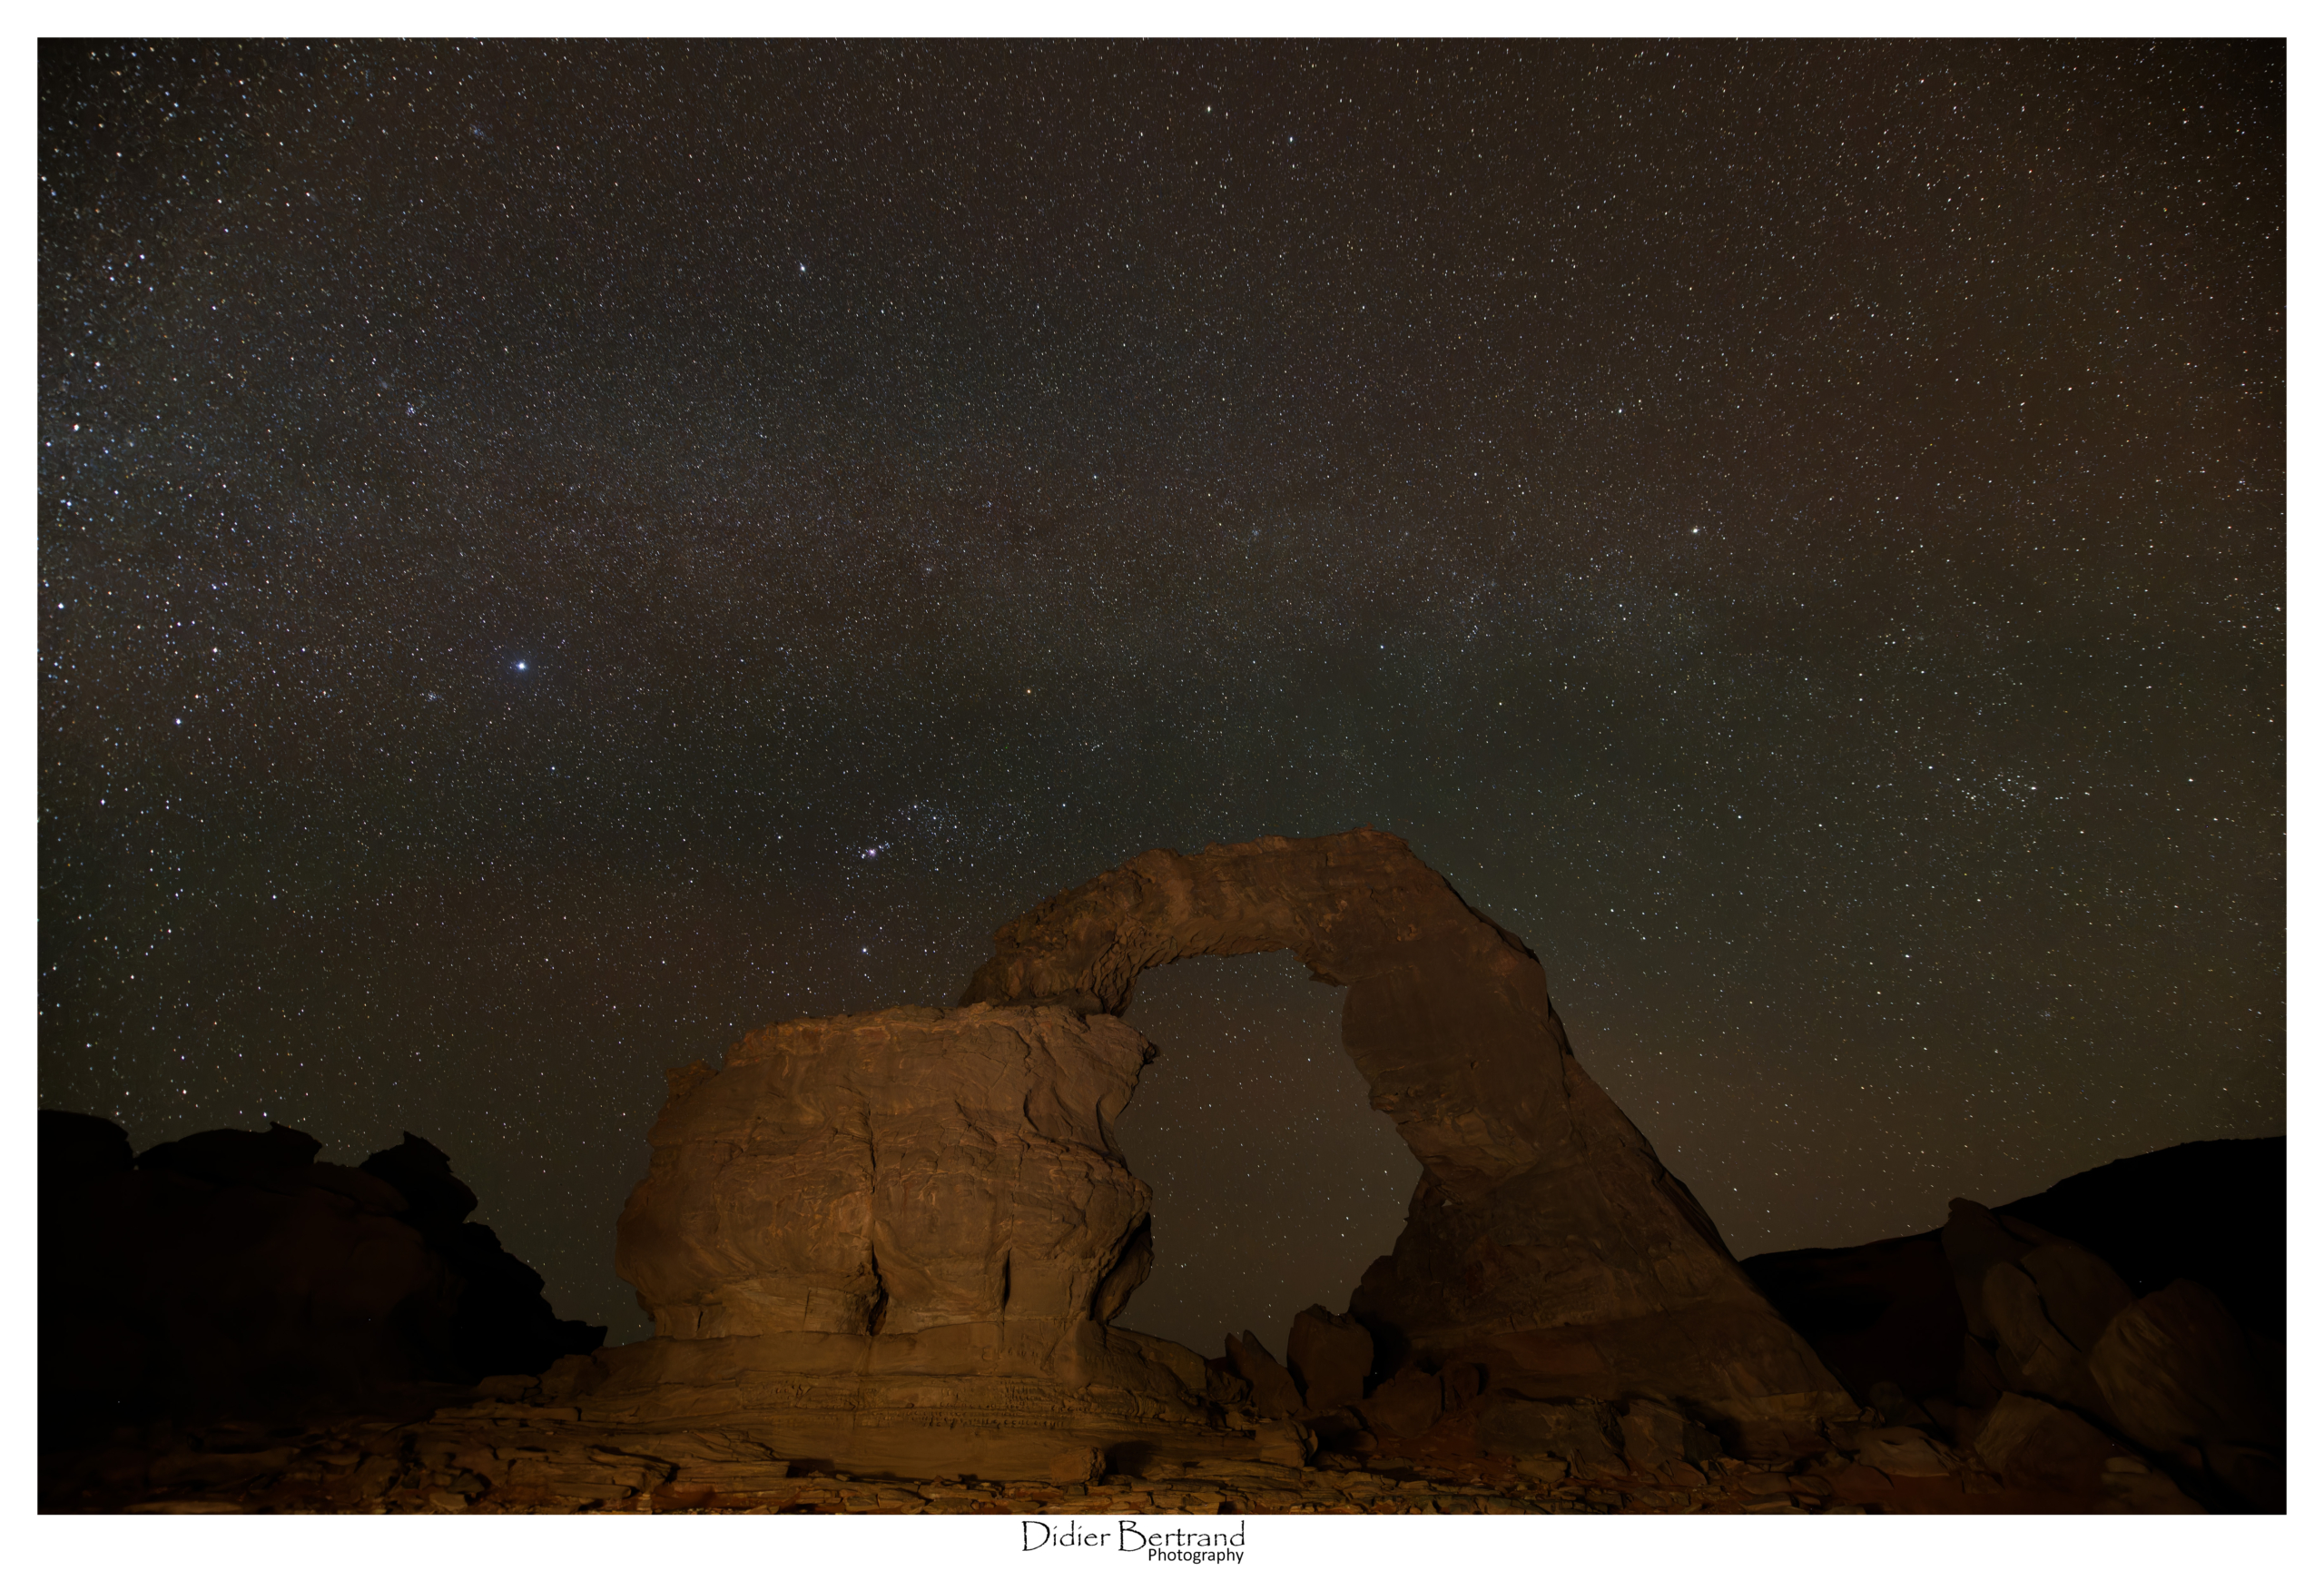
[{"x1": 515, "y1": 661, "x2": 527, "y2": 671}]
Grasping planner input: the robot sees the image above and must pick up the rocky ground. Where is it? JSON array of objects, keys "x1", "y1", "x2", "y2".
[{"x1": 42, "y1": 1384, "x2": 2195, "y2": 1516}]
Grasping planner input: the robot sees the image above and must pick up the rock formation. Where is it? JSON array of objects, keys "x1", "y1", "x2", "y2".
[
  {"x1": 1285, "y1": 1306, "x2": 1373, "y2": 1416},
  {"x1": 603, "y1": 1003, "x2": 1221, "y2": 1477},
  {"x1": 1988, "y1": 1138, "x2": 2285, "y2": 1342},
  {"x1": 960, "y1": 828, "x2": 1854, "y2": 1449},
  {"x1": 1741, "y1": 1139, "x2": 2286, "y2": 1512},
  {"x1": 601, "y1": 828, "x2": 1852, "y2": 1477},
  {"x1": 37, "y1": 1110, "x2": 602, "y2": 1447}
]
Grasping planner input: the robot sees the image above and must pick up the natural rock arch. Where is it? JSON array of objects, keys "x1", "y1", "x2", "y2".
[
  {"x1": 606, "y1": 827, "x2": 1849, "y2": 1469},
  {"x1": 960, "y1": 828, "x2": 1851, "y2": 1439}
]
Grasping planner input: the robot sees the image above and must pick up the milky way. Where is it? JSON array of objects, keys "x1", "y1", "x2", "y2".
[{"x1": 39, "y1": 41, "x2": 2282, "y2": 1348}]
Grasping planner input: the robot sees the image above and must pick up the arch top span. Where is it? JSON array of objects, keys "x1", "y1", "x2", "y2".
[{"x1": 960, "y1": 828, "x2": 1566, "y2": 1195}]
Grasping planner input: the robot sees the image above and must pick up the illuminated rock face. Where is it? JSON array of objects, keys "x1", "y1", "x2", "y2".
[
  {"x1": 605, "y1": 1003, "x2": 1213, "y2": 1477},
  {"x1": 617, "y1": 1003, "x2": 1162, "y2": 1349},
  {"x1": 606, "y1": 827, "x2": 1851, "y2": 1466}
]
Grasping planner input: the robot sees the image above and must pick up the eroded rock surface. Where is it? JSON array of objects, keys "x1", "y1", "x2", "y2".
[{"x1": 606, "y1": 1003, "x2": 1212, "y2": 1471}]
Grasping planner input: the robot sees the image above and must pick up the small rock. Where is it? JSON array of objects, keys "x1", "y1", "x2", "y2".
[
  {"x1": 1046, "y1": 1447, "x2": 1105, "y2": 1486},
  {"x1": 1856, "y1": 1426, "x2": 1958, "y2": 1477},
  {"x1": 1513, "y1": 1454, "x2": 1569, "y2": 1485},
  {"x1": 1866, "y1": 1380, "x2": 1935, "y2": 1429},
  {"x1": 1255, "y1": 1418, "x2": 1315, "y2": 1468},
  {"x1": 2100, "y1": 1465, "x2": 2206, "y2": 1515},
  {"x1": 1617, "y1": 1399, "x2": 1687, "y2": 1472}
]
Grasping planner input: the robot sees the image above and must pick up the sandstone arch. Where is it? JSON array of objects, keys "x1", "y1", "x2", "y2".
[
  {"x1": 960, "y1": 828, "x2": 1852, "y2": 1441},
  {"x1": 602, "y1": 827, "x2": 1848, "y2": 1470}
]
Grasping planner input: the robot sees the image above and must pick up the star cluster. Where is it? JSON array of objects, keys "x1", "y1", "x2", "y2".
[{"x1": 39, "y1": 41, "x2": 2281, "y2": 1348}]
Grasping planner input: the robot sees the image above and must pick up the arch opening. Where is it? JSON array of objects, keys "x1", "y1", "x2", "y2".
[{"x1": 1109, "y1": 952, "x2": 1422, "y2": 1360}]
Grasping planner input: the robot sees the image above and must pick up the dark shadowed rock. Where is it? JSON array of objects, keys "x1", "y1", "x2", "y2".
[
  {"x1": 1740, "y1": 1230, "x2": 1965, "y2": 1406},
  {"x1": 40, "y1": 1109, "x2": 134, "y2": 1186},
  {"x1": 360, "y1": 1133, "x2": 480, "y2": 1229},
  {"x1": 1995, "y1": 1137, "x2": 2283, "y2": 1342},
  {"x1": 2089, "y1": 1280, "x2": 2281, "y2": 1512},
  {"x1": 40, "y1": 1113, "x2": 454, "y2": 1442},
  {"x1": 138, "y1": 1122, "x2": 322, "y2": 1191},
  {"x1": 1945, "y1": 1200, "x2": 2130, "y2": 1423},
  {"x1": 1226, "y1": 1330, "x2": 1304, "y2": 1418},
  {"x1": 1473, "y1": 1392, "x2": 1624, "y2": 1477},
  {"x1": 1972, "y1": 1391, "x2": 2128, "y2": 1493},
  {"x1": 1356, "y1": 1366, "x2": 1443, "y2": 1438},
  {"x1": 359, "y1": 1133, "x2": 601, "y2": 1381},
  {"x1": 36, "y1": 1111, "x2": 601, "y2": 1446},
  {"x1": 959, "y1": 829, "x2": 1852, "y2": 1440},
  {"x1": 1285, "y1": 1305, "x2": 1372, "y2": 1415},
  {"x1": 1747, "y1": 1136, "x2": 2287, "y2": 1419}
]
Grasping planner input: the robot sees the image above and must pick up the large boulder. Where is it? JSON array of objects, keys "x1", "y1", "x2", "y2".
[
  {"x1": 1972, "y1": 1390, "x2": 2130, "y2": 1493},
  {"x1": 1225, "y1": 1330, "x2": 1304, "y2": 1418},
  {"x1": 1944, "y1": 1200, "x2": 2132, "y2": 1423},
  {"x1": 2089, "y1": 1280, "x2": 2282, "y2": 1512},
  {"x1": 1285, "y1": 1304, "x2": 1373, "y2": 1415},
  {"x1": 959, "y1": 828, "x2": 1853, "y2": 1447}
]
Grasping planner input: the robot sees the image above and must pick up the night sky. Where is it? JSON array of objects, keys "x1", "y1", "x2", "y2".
[{"x1": 38, "y1": 40, "x2": 2282, "y2": 1354}]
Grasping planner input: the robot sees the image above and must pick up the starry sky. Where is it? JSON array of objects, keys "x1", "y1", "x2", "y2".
[{"x1": 38, "y1": 40, "x2": 2282, "y2": 1353}]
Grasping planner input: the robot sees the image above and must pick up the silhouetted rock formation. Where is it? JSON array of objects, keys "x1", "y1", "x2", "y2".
[
  {"x1": 1740, "y1": 1137, "x2": 2285, "y2": 1512},
  {"x1": 37, "y1": 1111, "x2": 602, "y2": 1447},
  {"x1": 1743, "y1": 1136, "x2": 2285, "y2": 1413},
  {"x1": 1994, "y1": 1138, "x2": 2285, "y2": 1342},
  {"x1": 363, "y1": 1132, "x2": 606, "y2": 1386}
]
